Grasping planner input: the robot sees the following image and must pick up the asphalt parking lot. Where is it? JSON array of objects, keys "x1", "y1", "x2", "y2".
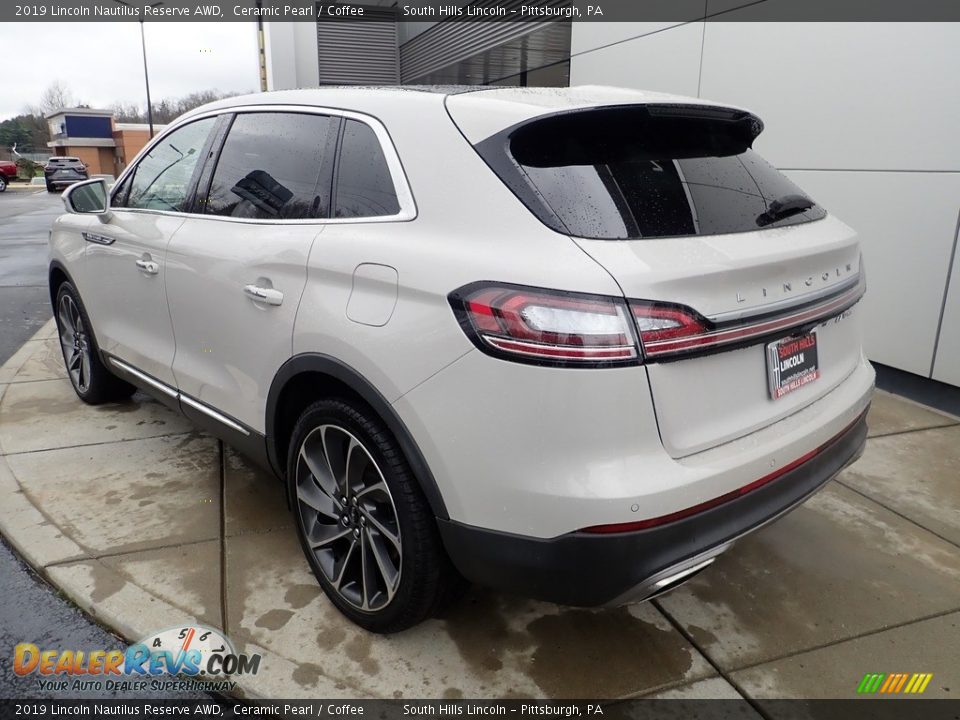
[{"x1": 0, "y1": 192, "x2": 958, "y2": 702}]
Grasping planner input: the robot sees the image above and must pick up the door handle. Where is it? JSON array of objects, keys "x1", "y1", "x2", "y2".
[
  {"x1": 243, "y1": 284, "x2": 284, "y2": 306},
  {"x1": 135, "y1": 259, "x2": 159, "y2": 275}
]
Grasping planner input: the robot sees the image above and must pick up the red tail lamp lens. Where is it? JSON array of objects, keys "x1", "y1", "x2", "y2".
[{"x1": 453, "y1": 284, "x2": 639, "y2": 365}]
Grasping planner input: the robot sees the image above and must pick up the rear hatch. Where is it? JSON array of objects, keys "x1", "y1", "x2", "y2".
[
  {"x1": 46, "y1": 159, "x2": 87, "y2": 182},
  {"x1": 452, "y1": 97, "x2": 865, "y2": 457}
]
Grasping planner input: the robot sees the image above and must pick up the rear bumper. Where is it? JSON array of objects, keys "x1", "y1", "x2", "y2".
[{"x1": 438, "y1": 408, "x2": 868, "y2": 607}]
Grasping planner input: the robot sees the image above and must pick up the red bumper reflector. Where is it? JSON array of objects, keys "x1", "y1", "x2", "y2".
[{"x1": 581, "y1": 410, "x2": 866, "y2": 534}]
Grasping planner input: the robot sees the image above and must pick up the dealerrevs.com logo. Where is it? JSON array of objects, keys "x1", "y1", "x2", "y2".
[{"x1": 13, "y1": 625, "x2": 261, "y2": 693}]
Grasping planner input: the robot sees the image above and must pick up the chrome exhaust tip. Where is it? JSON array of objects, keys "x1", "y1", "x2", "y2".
[{"x1": 606, "y1": 543, "x2": 731, "y2": 607}]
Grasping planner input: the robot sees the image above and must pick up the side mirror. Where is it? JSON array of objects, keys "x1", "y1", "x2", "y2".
[{"x1": 63, "y1": 178, "x2": 109, "y2": 216}]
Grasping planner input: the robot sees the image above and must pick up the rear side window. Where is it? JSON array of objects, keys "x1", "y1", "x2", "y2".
[
  {"x1": 204, "y1": 112, "x2": 337, "y2": 220},
  {"x1": 476, "y1": 106, "x2": 825, "y2": 239},
  {"x1": 334, "y1": 119, "x2": 400, "y2": 218}
]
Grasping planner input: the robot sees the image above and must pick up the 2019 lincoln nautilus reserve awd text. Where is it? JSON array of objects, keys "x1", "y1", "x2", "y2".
[{"x1": 49, "y1": 86, "x2": 874, "y2": 632}]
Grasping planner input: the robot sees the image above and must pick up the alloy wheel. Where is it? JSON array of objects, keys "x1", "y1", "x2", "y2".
[
  {"x1": 58, "y1": 294, "x2": 92, "y2": 393},
  {"x1": 295, "y1": 424, "x2": 402, "y2": 612}
]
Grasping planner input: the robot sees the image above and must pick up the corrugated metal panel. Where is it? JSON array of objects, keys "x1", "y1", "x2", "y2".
[
  {"x1": 400, "y1": 0, "x2": 566, "y2": 83},
  {"x1": 317, "y1": 6, "x2": 399, "y2": 85}
]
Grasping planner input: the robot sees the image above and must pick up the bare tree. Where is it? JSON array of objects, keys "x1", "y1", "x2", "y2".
[
  {"x1": 110, "y1": 102, "x2": 145, "y2": 123},
  {"x1": 109, "y1": 89, "x2": 248, "y2": 125},
  {"x1": 39, "y1": 81, "x2": 75, "y2": 115}
]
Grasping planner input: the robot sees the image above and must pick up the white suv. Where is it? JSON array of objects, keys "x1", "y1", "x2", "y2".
[{"x1": 49, "y1": 86, "x2": 874, "y2": 632}]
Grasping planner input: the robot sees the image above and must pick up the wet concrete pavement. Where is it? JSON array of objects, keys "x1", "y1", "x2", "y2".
[
  {"x1": 0, "y1": 192, "x2": 206, "y2": 699},
  {"x1": 0, "y1": 325, "x2": 958, "y2": 700}
]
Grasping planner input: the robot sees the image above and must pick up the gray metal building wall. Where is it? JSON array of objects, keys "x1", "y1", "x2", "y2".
[
  {"x1": 400, "y1": 1, "x2": 557, "y2": 83},
  {"x1": 317, "y1": 7, "x2": 400, "y2": 84}
]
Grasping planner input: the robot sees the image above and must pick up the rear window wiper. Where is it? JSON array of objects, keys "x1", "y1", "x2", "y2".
[{"x1": 757, "y1": 194, "x2": 815, "y2": 227}]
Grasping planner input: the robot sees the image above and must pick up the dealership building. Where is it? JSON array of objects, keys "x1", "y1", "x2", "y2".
[{"x1": 262, "y1": 10, "x2": 960, "y2": 389}]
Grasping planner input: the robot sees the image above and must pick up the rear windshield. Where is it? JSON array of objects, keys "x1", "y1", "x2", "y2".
[{"x1": 475, "y1": 106, "x2": 825, "y2": 239}]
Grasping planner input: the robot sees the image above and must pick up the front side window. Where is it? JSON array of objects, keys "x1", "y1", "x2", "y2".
[
  {"x1": 204, "y1": 112, "x2": 337, "y2": 220},
  {"x1": 334, "y1": 119, "x2": 400, "y2": 219},
  {"x1": 121, "y1": 117, "x2": 216, "y2": 212}
]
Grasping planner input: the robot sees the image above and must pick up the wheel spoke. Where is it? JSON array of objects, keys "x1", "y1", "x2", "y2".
[
  {"x1": 68, "y1": 349, "x2": 82, "y2": 371},
  {"x1": 361, "y1": 509, "x2": 401, "y2": 552},
  {"x1": 367, "y1": 528, "x2": 399, "y2": 600},
  {"x1": 355, "y1": 481, "x2": 388, "y2": 500},
  {"x1": 79, "y1": 350, "x2": 90, "y2": 390},
  {"x1": 69, "y1": 303, "x2": 81, "y2": 335},
  {"x1": 321, "y1": 426, "x2": 349, "y2": 496},
  {"x1": 344, "y1": 438, "x2": 369, "y2": 496},
  {"x1": 58, "y1": 302, "x2": 74, "y2": 339},
  {"x1": 299, "y1": 442, "x2": 339, "y2": 499},
  {"x1": 296, "y1": 478, "x2": 339, "y2": 521},
  {"x1": 360, "y1": 528, "x2": 371, "y2": 609},
  {"x1": 308, "y1": 523, "x2": 352, "y2": 550},
  {"x1": 333, "y1": 539, "x2": 358, "y2": 590}
]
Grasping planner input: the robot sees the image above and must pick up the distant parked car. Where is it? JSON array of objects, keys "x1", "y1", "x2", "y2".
[
  {"x1": 44, "y1": 157, "x2": 88, "y2": 192},
  {"x1": 0, "y1": 160, "x2": 16, "y2": 192}
]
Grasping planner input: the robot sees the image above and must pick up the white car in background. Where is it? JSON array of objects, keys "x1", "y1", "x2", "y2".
[{"x1": 49, "y1": 86, "x2": 874, "y2": 632}]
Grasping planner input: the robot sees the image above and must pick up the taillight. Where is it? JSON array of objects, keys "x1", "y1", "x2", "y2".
[
  {"x1": 630, "y1": 303, "x2": 710, "y2": 358},
  {"x1": 449, "y1": 283, "x2": 639, "y2": 367},
  {"x1": 630, "y1": 270, "x2": 865, "y2": 360}
]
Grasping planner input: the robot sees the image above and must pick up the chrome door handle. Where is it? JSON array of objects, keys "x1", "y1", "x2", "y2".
[
  {"x1": 135, "y1": 259, "x2": 159, "y2": 275},
  {"x1": 243, "y1": 284, "x2": 284, "y2": 306}
]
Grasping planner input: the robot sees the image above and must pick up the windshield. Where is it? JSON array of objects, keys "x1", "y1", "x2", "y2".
[{"x1": 476, "y1": 105, "x2": 826, "y2": 240}]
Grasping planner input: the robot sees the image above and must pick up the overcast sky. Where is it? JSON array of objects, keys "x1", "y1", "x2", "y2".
[{"x1": 0, "y1": 22, "x2": 259, "y2": 121}]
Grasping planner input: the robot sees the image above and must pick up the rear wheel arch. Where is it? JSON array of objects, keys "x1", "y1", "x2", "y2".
[{"x1": 266, "y1": 354, "x2": 449, "y2": 520}]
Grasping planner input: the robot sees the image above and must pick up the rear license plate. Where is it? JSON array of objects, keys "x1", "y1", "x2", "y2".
[{"x1": 766, "y1": 332, "x2": 820, "y2": 399}]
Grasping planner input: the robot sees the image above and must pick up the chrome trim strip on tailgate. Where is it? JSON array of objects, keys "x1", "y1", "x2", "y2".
[
  {"x1": 709, "y1": 273, "x2": 861, "y2": 324},
  {"x1": 642, "y1": 272, "x2": 865, "y2": 359}
]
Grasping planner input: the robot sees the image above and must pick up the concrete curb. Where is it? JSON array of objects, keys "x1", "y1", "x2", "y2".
[
  {"x1": 0, "y1": 322, "x2": 267, "y2": 698},
  {"x1": 2, "y1": 184, "x2": 48, "y2": 192}
]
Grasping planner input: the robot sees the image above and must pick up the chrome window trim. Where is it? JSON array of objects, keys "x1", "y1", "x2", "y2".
[{"x1": 110, "y1": 103, "x2": 417, "y2": 226}]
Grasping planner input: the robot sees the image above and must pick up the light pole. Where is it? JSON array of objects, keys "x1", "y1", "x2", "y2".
[{"x1": 114, "y1": 0, "x2": 164, "y2": 138}]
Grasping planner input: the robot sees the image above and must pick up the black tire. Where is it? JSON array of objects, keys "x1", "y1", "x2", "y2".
[
  {"x1": 54, "y1": 281, "x2": 136, "y2": 404},
  {"x1": 0, "y1": 176, "x2": 7, "y2": 192},
  {"x1": 46, "y1": 182, "x2": 55, "y2": 192},
  {"x1": 287, "y1": 398, "x2": 463, "y2": 633}
]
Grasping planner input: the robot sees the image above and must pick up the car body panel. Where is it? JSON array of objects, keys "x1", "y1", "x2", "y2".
[
  {"x1": 444, "y1": 85, "x2": 747, "y2": 143},
  {"x1": 165, "y1": 218, "x2": 323, "y2": 432},
  {"x1": 81, "y1": 211, "x2": 184, "y2": 386},
  {"x1": 574, "y1": 215, "x2": 865, "y2": 456},
  {"x1": 393, "y1": 347, "x2": 873, "y2": 538}
]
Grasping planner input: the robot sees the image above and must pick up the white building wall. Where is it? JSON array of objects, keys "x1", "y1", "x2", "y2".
[
  {"x1": 571, "y1": 21, "x2": 960, "y2": 384},
  {"x1": 263, "y1": 22, "x2": 321, "y2": 90}
]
